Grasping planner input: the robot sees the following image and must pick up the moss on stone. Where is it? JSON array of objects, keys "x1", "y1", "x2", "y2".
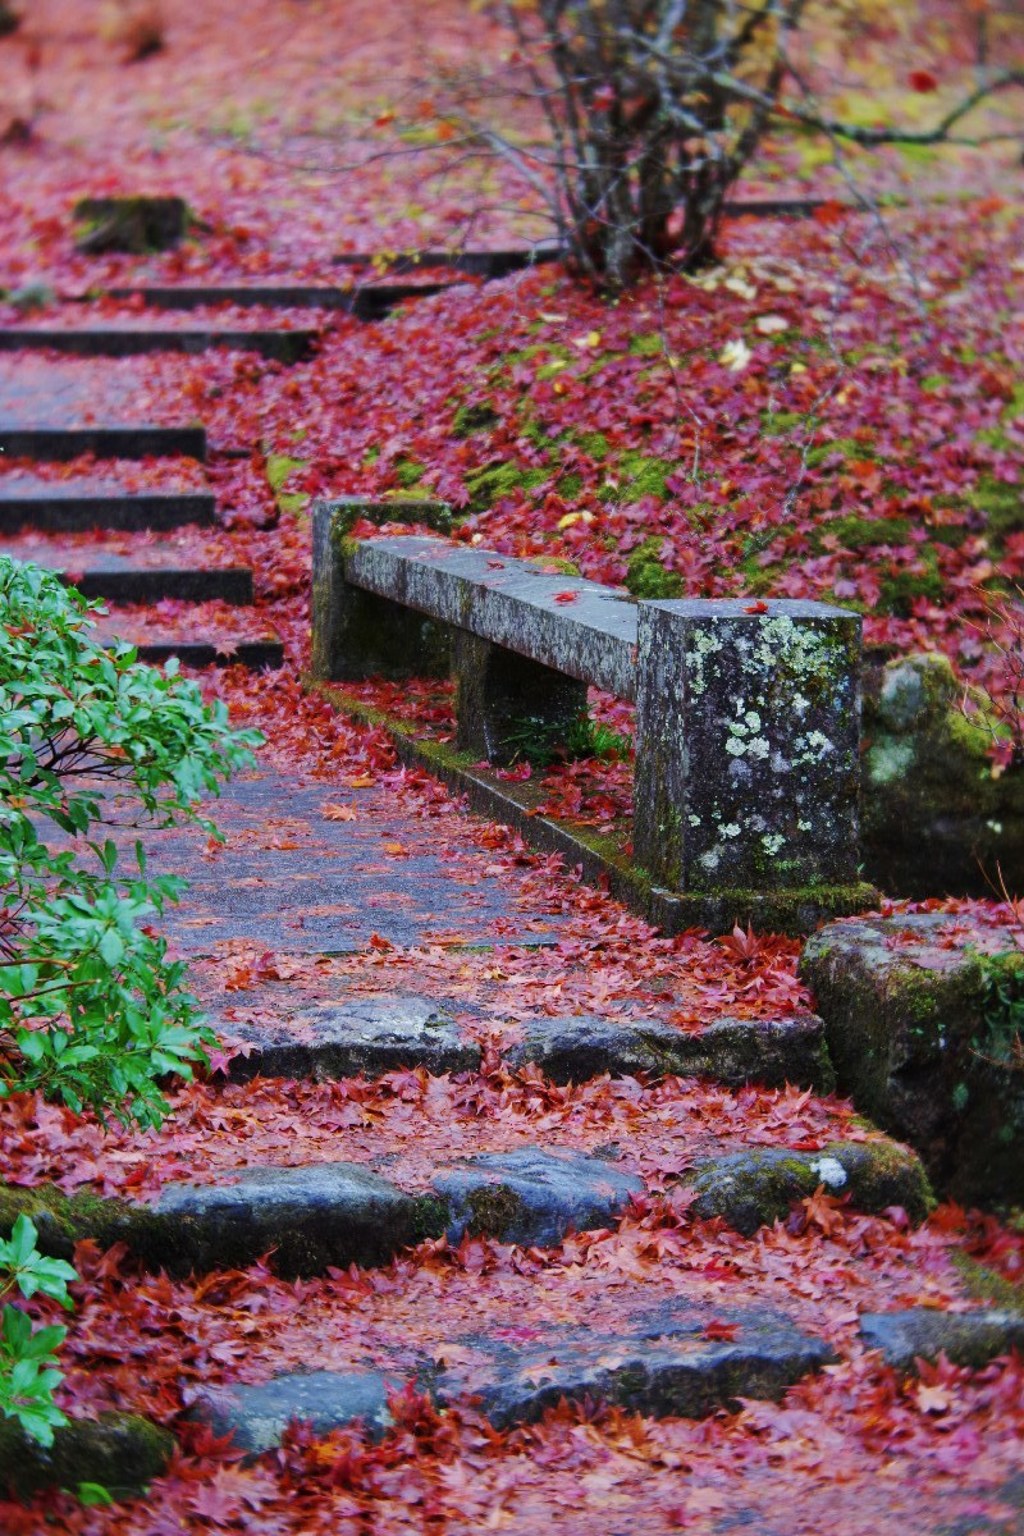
[
  {"x1": 624, "y1": 537, "x2": 682, "y2": 600},
  {"x1": 0, "y1": 1181, "x2": 154, "y2": 1259},
  {"x1": 464, "y1": 1183, "x2": 526, "y2": 1240},
  {"x1": 0, "y1": 1412, "x2": 173, "y2": 1499},
  {"x1": 953, "y1": 1252, "x2": 1024, "y2": 1314}
]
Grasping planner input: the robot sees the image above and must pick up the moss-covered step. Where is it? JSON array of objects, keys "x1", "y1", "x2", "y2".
[
  {"x1": 800, "y1": 912, "x2": 1024, "y2": 1206},
  {"x1": 859, "y1": 1309, "x2": 1024, "y2": 1372},
  {"x1": 505, "y1": 1012, "x2": 834, "y2": 1091},
  {"x1": 683, "y1": 1139, "x2": 932, "y2": 1235},
  {"x1": 0, "y1": 1411, "x2": 173, "y2": 1499},
  {"x1": 0, "y1": 1147, "x2": 645, "y2": 1278},
  {"x1": 861, "y1": 652, "x2": 1024, "y2": 898},
  {"x1": 187, "y1": 1299, "x2": 834, "y2": 1452}
]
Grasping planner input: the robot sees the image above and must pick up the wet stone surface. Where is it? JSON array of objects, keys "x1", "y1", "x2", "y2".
[
  {"x1": 506, "y1": 1012, "x2": 833, "y2": 1090},
  {"x1": 222, "y1": 995, "x2": 481, "y2": 1081},
  {"x1": 432, "y1": 1146, "x2": 644, "y2": 1248},
  {"x1": 153, "y1": 1162, "x2": 433, "y2": 1277},
  {"x1": 114, "y1": 771, "x2": 568, "y2": 954},
  {"x1": 188, "y1": 1371, "x2": 400, "y2": 1458},
  {"x1": 188, "y1": 1301, "x2": 835, "y2": 1451},
  {"x1": 685, "y1": 1139, "x2": 932, "y2": 1236},
  {"x1": 859, "y1": 1309, "x2": 1024, "y2": 1372}
]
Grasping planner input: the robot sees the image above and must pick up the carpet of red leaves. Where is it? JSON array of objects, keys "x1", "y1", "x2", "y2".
[{"x1": 2, "y1": 2, "x2": 1024, "y2": 1531}]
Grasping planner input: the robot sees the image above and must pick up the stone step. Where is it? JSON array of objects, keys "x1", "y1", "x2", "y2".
[
  {"x1": 189, "y1": 1301, "x2": 834, "y2": 1452},
  {"x1": 0, "y1": 475, "x2": 216, "y2": 531},
  {"x1": 223, "y1": 996, "x2": 483, "y2": 1082},
  {"x1": 0, "y1": 326, "x2": 317, "y2": 363},
  {"x1": 0, "y1": 358, "x2": 207, "y2": 462},
  {"x1": 1, "y1": 1137, "x2": 930, "y2": 1279},
  {"x1": 92, "y1": 283, "x2": 455, "y2": 320},
  {"x1": 219, "y1": 1002, "x2": 830, "y2": 1091},
  {"x1": 0, "y1": 424, "x2": 206, "y2": 461},
  {"x1": 0, "y1": 529, "x2": 252, "y2": 604},
  {"x1": 90, "y1": 608, "x2": 283, "y2": 670}
]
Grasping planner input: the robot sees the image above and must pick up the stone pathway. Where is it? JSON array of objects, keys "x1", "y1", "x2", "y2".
[{"x1": 2, "y1": 269, "x2": 1023, "y2": 1527}]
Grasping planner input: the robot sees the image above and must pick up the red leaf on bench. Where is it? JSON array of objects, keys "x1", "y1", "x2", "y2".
[{"x1": 553, "y1": 590, "x2": 579, "y2": 604}]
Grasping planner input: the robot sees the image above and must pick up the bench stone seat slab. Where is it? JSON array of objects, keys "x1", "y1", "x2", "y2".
[{"x1": 346, "y1": 536, "x2": 639, "y2": 700}]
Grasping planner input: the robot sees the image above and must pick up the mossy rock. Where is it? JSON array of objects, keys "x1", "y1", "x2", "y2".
[
  {"x1": 0, "y1": 1412, "x2": 173, "y2": 1499},
  {"x1": 801, "y1": 913, "x2": 1024, "y2": 1207},
  {"x1": 72, "y1": 196, "x2": 192, "y2": 255},
  {"x1": 861, "y1": 652, "x2": 1024, "y2": 897},
  {"x1": 685, "y1": 1138, "x2": 931, "y2": 1236}
]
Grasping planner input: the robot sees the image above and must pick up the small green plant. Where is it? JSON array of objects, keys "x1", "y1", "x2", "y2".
[
  {"x1": 975, "y1": 950, "x2": 1024, "y2": 1074},
  {"x1": 0, "y1": 1215, "x2": 76, "y2": 1446},
  {"x1": 501, "y1": 710, "x2": 632, "y2": 767}
]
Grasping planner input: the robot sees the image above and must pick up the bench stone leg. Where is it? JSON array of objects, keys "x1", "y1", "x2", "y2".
[
  {"x1": 310, "y1": 500, "x2": 451, "y2": 680},
  {"x1": 453, "y1": 632, "x2": 588, "y2": 766},
  {"x1": 633, "y1": 599, "x2": 861, "y2": 894}
]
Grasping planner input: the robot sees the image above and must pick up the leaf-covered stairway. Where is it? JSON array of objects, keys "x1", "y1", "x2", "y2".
[{"x1": 1, "y1": 279, "x2": 1023, "y2": 1536}]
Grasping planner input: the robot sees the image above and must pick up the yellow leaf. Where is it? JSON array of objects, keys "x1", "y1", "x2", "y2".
[
  {"x1": 572, "y1": 330, "x2": 601, "y2": 349},
  {"x1": 345, "y1": 773, "x2": 376, "y2": 788},
  {"x1": 322, "y1": 803, "x2": 357, "y2": 821}
]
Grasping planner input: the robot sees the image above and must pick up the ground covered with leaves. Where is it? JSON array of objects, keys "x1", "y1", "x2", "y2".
[{"x1": 2, "y1": 1, "x2": 1024, "y2": 1531}]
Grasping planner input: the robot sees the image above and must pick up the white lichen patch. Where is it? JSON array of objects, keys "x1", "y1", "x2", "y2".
[
  {"x1": 810, "y1": 1156, "x2": 848, "y2": 1189},
  {"x1": 761, "y1": 832, "x2": 786, "y2": 856},
  {"x1": 685, "y1": 627, "x2": 725, "y2": 698}
]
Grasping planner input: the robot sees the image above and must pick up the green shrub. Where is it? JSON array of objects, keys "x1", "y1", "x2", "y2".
[
  {"x1": 0, "y1": 558, "x2": 258, "y2": 1128},
  {"x1": 0, "y1": 558, "x2": 259, "y2": 1446}
]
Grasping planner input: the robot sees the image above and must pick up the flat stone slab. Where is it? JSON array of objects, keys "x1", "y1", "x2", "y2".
[
  {"x1": 153, "y1": 1162, "x2": 435, "y2": 1276},
  {"x1": 685, "y1": 1140, "x2": 932, "y2": 1235},
  {"x1": 188, "y1": 1301, "x2": 834, "y2": 1451},
  {"x1": 0, "y1": 327, "x2": 316, "y2": 363},
  {"x1": 189, "y1": 1371, "x2": 399, "y2": 1457},
  {"x1": 127, "y1": 770, "x2": 568, "y2": 955},
  {"x1": 345, "y1": 534, "x2": 639, "y2": 699},
  {"x1": 433, "y1": 1146, "x2": 644, "y2": 1248},
  {"x1": 223, "y1": 995, "x2": 481, "y2": 1081},
  {"x1": 859, "y1": 1309, "x2": 1024, "y2": 1372},
  {"x1": 469, "y1": 1304, "x2": 836, "y2": 1428},
  {"x1": 506, "y1": 1012, "x2": 833, "y2": 1090},
  {"x1": 0, "y1": 530, "x2": 252, "y2": 604},
  {"x1": 800, "y1": 913, "x2": 1024, "y2": 1206}
]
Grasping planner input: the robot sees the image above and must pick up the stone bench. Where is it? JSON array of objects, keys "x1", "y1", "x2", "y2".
[{"x1": 311, "y1": 498, "x2": 864, "y2": 906}]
